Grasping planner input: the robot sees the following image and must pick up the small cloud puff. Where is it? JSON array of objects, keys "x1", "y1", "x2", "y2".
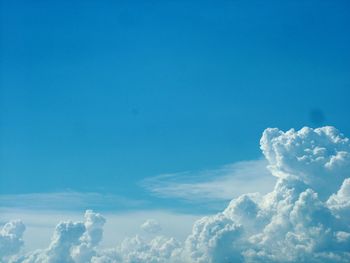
[
  {"x1": 3, "y1": 126, "x2": 350, "y2": 262},
  {"x1": 141, "y1": 219, "x2": 162, "y2": 234}
]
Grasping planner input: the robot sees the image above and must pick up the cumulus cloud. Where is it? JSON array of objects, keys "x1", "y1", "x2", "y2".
[
  {"x1": 260, "y1": 126, "x2": 350, "y2": 199},
  {"x1": 2, "y1": 126, "x2": 350, "y2": 262},
  {"x1": 71, "y1": 210, "x2": 106, "y2": 263},
  {"x1": 0, "y1": 219, "x2": 25, "y2": 261},
  {"x1": 112, "y1": 235, "x2": 181, "y2": 263},
  {"x1": 327, "y1": 178, "x2": 350, "y2": 219},
  {"x1": 12, "y1": 211, "x2": 105, "y2": 263}
]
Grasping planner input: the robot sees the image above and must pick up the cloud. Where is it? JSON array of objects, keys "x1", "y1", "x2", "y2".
[
  {"x1": 0, "y1": 192, "x2": 146, "y2": 211},
  {"x1": 71, "y1": 210, "x2": 106, "y2": 263},
  {"x1": 0, "y1": 208, "x2": 202, "y2": 253},
  {"x1": 327, "y1": 178, "x2": 350, "y2": 219},
  {"x1": 260, "y1": 126, "x2": 350, "y2": 199},
  {"x1": 10, "y1": 211, "x2": 105, "y2": 263},
  {"x1": 182, "y1": 126, "x2": 350, "y2": 263},
  {"x1": 141, "y1": 159, "x2": 276, "y2": 203},
  {"x1": 0, "y1": 220, "x2": 25, "y2": 261},
  {"x1": 2, "y1": 126, "x2": 350, "y2": 262},
  {"x1": 140, "y1": 219, "x2": 162, "y2": 234},
  {"x1": 114, "y1": 235, "x2": 181, "y2": 263}
]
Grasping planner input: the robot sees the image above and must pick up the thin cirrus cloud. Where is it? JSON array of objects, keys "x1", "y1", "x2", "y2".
[
  {"x1": 0, "y1": 192, "x2": 147, "y2": 211},
  {"x1": 2, "y1": 126, "x2": 350, "y2": 262},
  {"x1": 141, "y1": 159, "x2": 276, "y2": 202}
]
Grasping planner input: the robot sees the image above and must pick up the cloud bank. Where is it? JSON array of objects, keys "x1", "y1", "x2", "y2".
[{"x1": 1, "y1": 126, "x2": 350, "y2": 263}]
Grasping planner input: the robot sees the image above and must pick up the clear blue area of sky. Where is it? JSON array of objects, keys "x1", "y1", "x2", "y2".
[{"x1": 1, "y1": 0, "x2": 350, "y2": 204}]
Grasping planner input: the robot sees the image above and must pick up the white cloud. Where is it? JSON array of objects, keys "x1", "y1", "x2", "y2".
[
  {"x1": 140, "y1": 219, "x2": 162, "y2": 234},
  {"x1": 327, "y1": 178, "x2": 350, "y2": 219},
  {"x1": 0, "y1": 219, "x2": 25, "y2": 261},
  {"x1": 260, "y1": 126, "x2": 350, "y2": 199},
  {"x1": 182, "y1": 126, "x2": 350, "y2": 263},
  {"x1": 0, "y1": 208, "x2": 203, "y2": 253},
  {"x1": 142, "y1": 159, "x2": 276, "y2": 202},
  {"x1": 71, "y1": 210, "x2": 106, "y2": 263},
  {"x1": 114, "y1": 235, "x2": 181, "y2": 263},
  {"x1": 2, "y1": 126, "x2": 350, "y2": 262}
]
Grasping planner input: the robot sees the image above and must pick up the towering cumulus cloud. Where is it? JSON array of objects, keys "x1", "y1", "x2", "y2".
[
  {"x1": 15, "y1": 210, "x2": 105, "y2": 263},
  {"x1": 260, "y1": 126, "x2": 350, "y2": 199},
  {"x1": 183, "y1": 127, "x2": 350, "y2": 263},
  {"x1": 2, "y1": 126, "x2": 350, "y2": 262}
]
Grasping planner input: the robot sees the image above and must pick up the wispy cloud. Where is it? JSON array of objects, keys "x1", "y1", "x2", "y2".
[
  {"x1": 141, "y1": 159, "x2": 276, "y2": 202},
  {"x1": 0, "y1": 192, "x2": 146, "y2": 211}
]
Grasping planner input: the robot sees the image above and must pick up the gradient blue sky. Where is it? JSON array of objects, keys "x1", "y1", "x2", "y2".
[{"x1": 1, "y1": 0, "x2": 350, "y2": 212}]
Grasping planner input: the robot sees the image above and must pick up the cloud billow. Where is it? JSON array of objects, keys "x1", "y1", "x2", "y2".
[
  {"x1": 0, "y1": 220, "x2": 25, "y2": 260},
  {"x1": 2, "y1": 126, "x2": 350, "y2": 263}
]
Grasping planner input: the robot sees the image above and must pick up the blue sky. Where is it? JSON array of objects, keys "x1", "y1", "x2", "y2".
[{"x1": 1, "y1": 0, "x2": 350, "y2": 213}]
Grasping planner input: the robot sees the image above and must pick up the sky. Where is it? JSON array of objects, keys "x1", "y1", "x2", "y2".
[
  {"x1": 1, "y1": 0, "x2": 350, "y2": 255},
  {"x1": 2, "y1": 125, "x2": 350, "y2": 262}
]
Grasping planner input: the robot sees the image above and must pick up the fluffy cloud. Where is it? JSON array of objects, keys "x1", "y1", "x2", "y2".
[
  {"x1": 71, "y1": 210, "x2": 106, "y2": 263},
  {"x1": 2, "y1": 126, "x2": 350, "y2": 263},
  {"x1": 0, "y1": 219, "x2": 25, "y2": 261},
  {"x1": 14, "y1": 211, "x2": 105, "y2": 263},
  {"x1": 183, "y1": 126, "x2": 350, "y2": 263},
  {"x1": 112, "y1": 235, "x2": 181, "y2": 263},
  {"x1": 260, "y1": 126, "x2": 350, "y2": 199},
  {"x1": 141, "y1": 219, "x2": 162, "y2": 234}
]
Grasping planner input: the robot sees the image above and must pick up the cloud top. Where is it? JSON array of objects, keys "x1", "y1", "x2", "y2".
[{"x1": 261, "y1": 126, "x2": 350, "y2": 198}]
